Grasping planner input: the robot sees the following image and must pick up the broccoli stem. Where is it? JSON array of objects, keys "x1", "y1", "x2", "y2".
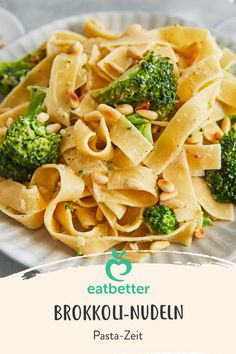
[
  {"x1": 27, "y1": 86, "x2": 46, "y2": 115},
  {"x1": 126, "y1": 113, "x2": 153, "y2": 143}
]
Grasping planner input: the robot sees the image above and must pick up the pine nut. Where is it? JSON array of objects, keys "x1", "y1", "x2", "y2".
[
  {"x1": 68, "y1": 91, "x2": 80, "y2": 109},
  {"x1": 37, "y1": 112, "x2": 49, "y2": 123},
  {"x1": 186, "y1": 131, "x2": 203, "y2": 144},
  {"x1": 158, "y1": 179, "x2": 175, "y2": 193},
  {"x1": 98, "y1": 104, "x2": 121, "y2": 124},
  {"x1": 127, "y1": 47, "x2": 143, "y2": 60},
  {"x1": 107, "y1": 62, "x2": 125, "y2": 75},
  {"x1": 160, "y1": 190, "x2": 178, "y2": 201},
  {"x1": 129, "y1": 243, "x2": 139, "y2": 251},
  {"x1": 136, "y1": 109, "x2": 158, "y2": 121},
  {"x1": 67, "y1": 42, "x2": 81, "y2": 54},
  {"x1": 46, "y1": 123, "x2": 61, "y2": 134},
  {"x1": 221, "y1": 117, "x2": 231, "y2": 134},
  {"x1": 60, "y1": 129, "x2": 67, "y2": 136},
  {"x1": 20, "y1": 199, "x2": 26, "y2": 211},
  {"x1": 96, "y1": 206, "x2": 104, "y2": 222},
  {"x1": 160, "y1": 198, "x2": 185, "y2": 209},
  {"x1": 93, "y1": 171, "x2": 108, "y2": 185},
  {"x1": 84, "y1": 110, "x2": 103, "y2": 122},
  {"x1": 0, "y1": 127, "x2": 7, "y2": 136},
  {"x1": 116, "y1": 104, "x2": 133, "y2": 116},
  {"x1": 150, "y1": 241, "x2": 170, "y2": 251},
  {"x1": 194, "y1": 228, "x2": 205, "y2": 239},
  {"x1": 6, "y1": 117, "x2": 13, "y2": 127}
]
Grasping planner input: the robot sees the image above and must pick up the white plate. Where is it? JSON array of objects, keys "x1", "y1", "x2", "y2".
[
  {"x1": 0, "y1": 7, "x2": 24, "y2": 45},
  {"x1": 0, "y1": 11, "x2": 235, "y2": 267}
]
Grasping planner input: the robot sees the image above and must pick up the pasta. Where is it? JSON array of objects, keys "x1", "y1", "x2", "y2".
[{"x1": 0, "y1": 20, "x2": 235, "y2": 259}]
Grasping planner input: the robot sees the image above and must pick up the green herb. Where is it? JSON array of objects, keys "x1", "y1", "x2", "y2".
[
  {"x1": 65, "y1": 202, "x2": 75, "y2": 212},
  {"x1": 78, "y1": 170, "x2": 84, "y2": 177},
  {"x1": 76, "y1": 249, "x2": 83, "y2": 256},
  {"x1": 202, "y1": 214, "x2": 213, "y2": 227}
]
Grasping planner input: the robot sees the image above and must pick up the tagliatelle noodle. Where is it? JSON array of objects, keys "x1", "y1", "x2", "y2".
[
  {"x1": 63, "y1": 148, "x2": 108, "y2": 175},
  {"x1": 78, "y1": 222, "x2": 197, "y2": 250},
  {"x1": 74, "y1": 117, "x2": 114, "y2": 160},
  {"x1": 192, "y1": 177, "x2": 234, "y2": 221},
  {"x1": 184, "y1": 144, "x2": 221, "y2": 171},
  {"x1": 0, "y1": 180, "x2": 49, "y2": 228},
  {"x1": 177, "y1": 56, "x2": 222, "y2": 102},
  {"x1": 0, "y1": 102, "x2": 28, "y2": 127},
  {"x1": 220, "y1": 47, "x2": 236, "y2": 70},
  {"x1": 47, "y1": 47, "x2": 83, "y2": 126},
  {"x1": 202, "y1": 122, "x2": 224, "y2": 142},
  {"x1": 47, "y1": 30, "x2": 86, "y2": 55},
  {"x1": 218, "y1": 73, "x2": 236, "y2": 108},
  {"x1": 110, "y1": 115, "x2": 153, "y2": 165},
  {"x1": 92, "y1": 175, "x2": 158, "y2": 208},
  {"x1": 162, "y1": 151, "x2": 202, "y2": 224},
  {"x1": 0, "y1": 53, "x2": 56, "y2": 108},
  {"x1": 144, "y1": 83, "x2": 220, "y2": 174},
  {"x1": 30, "y1": 164, "x2": 114, "y2": 251}
]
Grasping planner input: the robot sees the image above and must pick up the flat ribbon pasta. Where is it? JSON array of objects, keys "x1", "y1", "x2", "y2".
[
  {"x1": 144, "y1": 83, "x2": 220, "y2": 174},
  {"x1": 0, "y1": 180, "x2": 48, "y2": 229},
  {"x1": 220, "y1": 48, "x2": 236, "y2": 70},
  {"x1": 177, "y1": 56, "x2": 222, "y2": 102},
  {"x1": 0, "y1": 102, "x2": 28, "y2": 127},
  {"x1": 74, "y1": 117, "x2": 113, "y2": 160},
  {"x1": 92, "y1": 174, "x2": 158, "y2": 208},
  {"x1": 192, "y1": 177, "x2": 234, "y2": 221},
  {"x1": 47, "y1": 47, "x2": 83, "y2": 126},
  {"x1": 78, "y1": 222, "x2": 197, "y2": 249},
  {"x1": 163, "y1": 151, "x2": 202, "y2": 224},
  {"x1": 108, "y1": 166, "x2": 157, "y2": 196},
  {"x1": 0, "y1": 54, "x2": 56, "y2": 109},
  {"x1": 110, "y1": 115, "x2": 153, "y2": 165},
  {"x1": 184, "y1": 144, "x2": 221, "y2": 172},
  {"x1": 63, "y1": 148, "x2": 108, "y2": 175},
  {"x1": 218, "y1": 73, "x2": 236, "y2": 108},
  {"x1": 47, "y1": 30, "x2": 86, "y2": 55}
]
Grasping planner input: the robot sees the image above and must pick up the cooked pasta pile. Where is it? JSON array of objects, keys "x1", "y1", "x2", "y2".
[{"x1": 0, "y1": 19, "x2": 235, "y2": 257}]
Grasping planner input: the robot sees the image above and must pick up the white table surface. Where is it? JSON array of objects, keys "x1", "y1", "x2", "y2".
[{"x1": 0, "y1": 0, "x2": 236, "y2": 276}]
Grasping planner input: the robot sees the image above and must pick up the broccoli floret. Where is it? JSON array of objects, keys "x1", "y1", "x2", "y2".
[
  {"x1": 143, "y1": 204, "x2": 177, "y2": 234},
  {"x1": 206, "y1": 128, "x2": 236, "y2": 203},
  {"x1": 0, "y1": 86, "x2": 61, "y2": 182},
  {"x1": 94, "y1": 51, "x2": 178, "y2": 119},
  {"x1": 0, "y1": 45, "x2": 46, "y2": 99},
  {"x1": 126, "y1": 113, "x2": 153, "y2": 143}
]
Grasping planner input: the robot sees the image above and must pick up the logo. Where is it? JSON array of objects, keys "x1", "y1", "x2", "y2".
[{"x1": 105, "y1": 249, "x2": 132, "y2": 282}]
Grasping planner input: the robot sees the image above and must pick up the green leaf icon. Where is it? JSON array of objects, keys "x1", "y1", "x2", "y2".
[{"x1": 105, "y1": 248, "x2": 132, "y2": 282}]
